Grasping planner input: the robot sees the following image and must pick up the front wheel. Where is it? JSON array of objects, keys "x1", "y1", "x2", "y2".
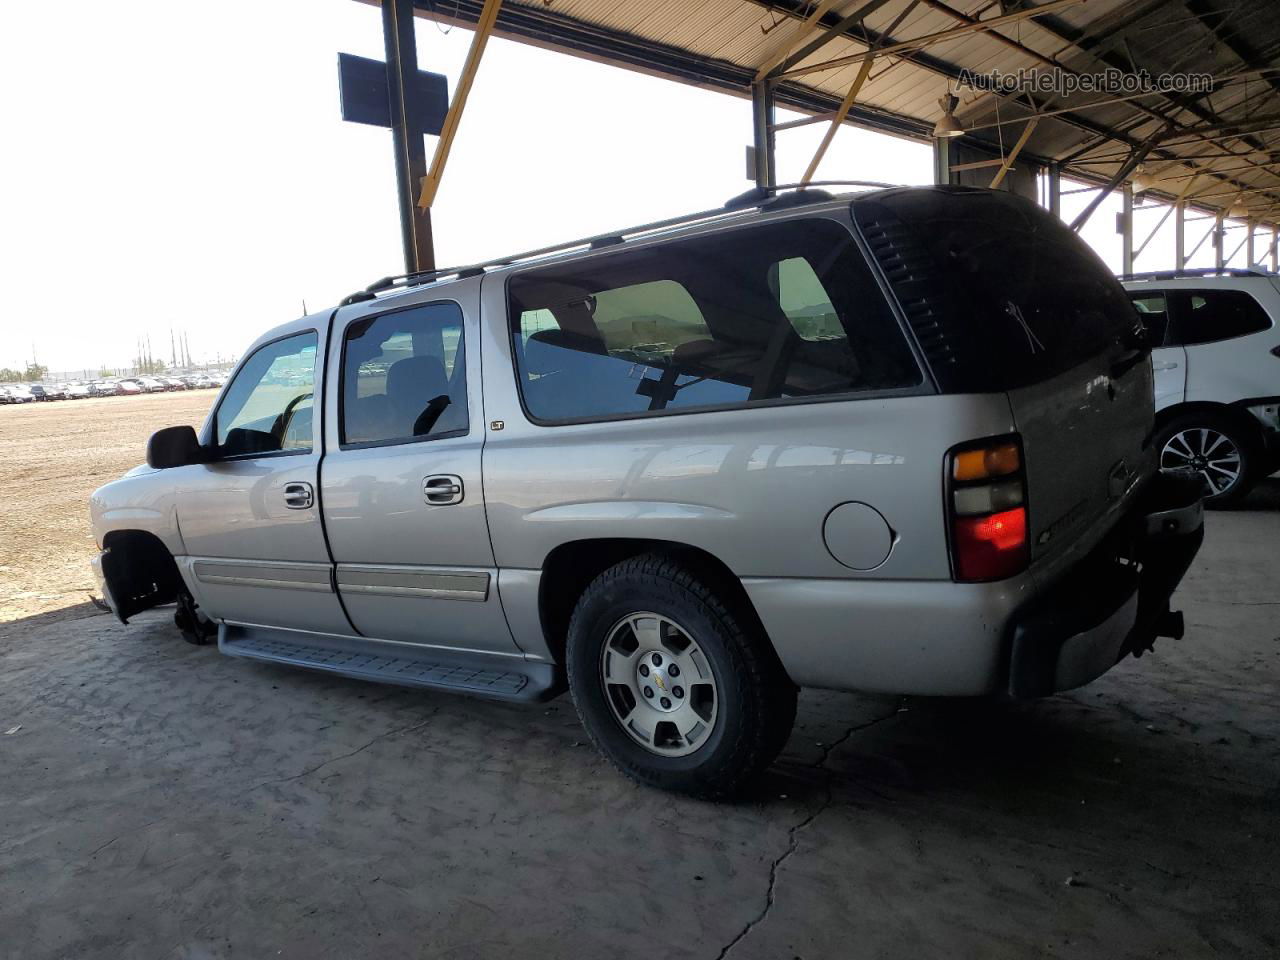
[{"x1": 566, "y1": 554, "x2": 796, "y2": 799}]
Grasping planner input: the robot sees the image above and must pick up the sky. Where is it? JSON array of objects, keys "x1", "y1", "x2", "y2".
[{"x1": 0, "y1": 0, "x2": 1268, "y2": 376}]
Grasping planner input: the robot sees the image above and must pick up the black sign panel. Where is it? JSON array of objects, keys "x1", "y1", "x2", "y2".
[{"x1": 338, "y1": 53, "x2": 448, "y2": 136}]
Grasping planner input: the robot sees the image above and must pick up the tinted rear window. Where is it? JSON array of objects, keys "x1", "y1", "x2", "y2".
[
  {"x1": 854, "y1": 188, "x2": 1141, "y2": 391},
  {"x1": 508, "y1": 218, "x2": 921, "y2": 423}
]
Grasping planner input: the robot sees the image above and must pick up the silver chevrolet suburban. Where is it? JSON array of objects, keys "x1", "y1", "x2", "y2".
[{"x1": 90, "y1": 185, "x2": 1204, "y2": 798}]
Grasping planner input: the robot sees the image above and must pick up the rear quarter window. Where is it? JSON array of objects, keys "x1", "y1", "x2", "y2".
[
  {"x1": 1168, "y1": 289, "x2": 1272, "y2": 345},
  {"x1": 507, "y1": 218, "x2": 922, "y2": 423}
]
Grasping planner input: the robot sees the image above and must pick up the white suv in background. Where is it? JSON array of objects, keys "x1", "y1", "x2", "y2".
[{"x1": 1123, "y1": 269, "x2": 1280, "y2": 504}]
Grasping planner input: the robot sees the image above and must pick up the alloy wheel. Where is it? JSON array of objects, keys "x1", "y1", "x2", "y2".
[
  {"x1": 1160, "y1": 427, "x2": 1242, "y2": 498},
  {"x1": 599, "y1": 612, "x2": 719, "y2": 757}
]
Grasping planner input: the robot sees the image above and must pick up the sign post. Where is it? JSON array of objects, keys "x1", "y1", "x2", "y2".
[{"x1": 338, "y1": 0, "x2": 448, "y2": 274}]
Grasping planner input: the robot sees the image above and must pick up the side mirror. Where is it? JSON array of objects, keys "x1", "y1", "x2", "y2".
[{"x1": 147, "y1": 425, "x2": 205, "y2": 469}]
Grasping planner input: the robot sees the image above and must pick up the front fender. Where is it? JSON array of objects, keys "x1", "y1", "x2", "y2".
[{"x1": 89, "y1": 469, "x2": 186, "y2": 558}]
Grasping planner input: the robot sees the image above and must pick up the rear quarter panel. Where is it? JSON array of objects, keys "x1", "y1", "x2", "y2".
[{"x1": 478, "y1": 273, "x2": 1016, "y2": 584}]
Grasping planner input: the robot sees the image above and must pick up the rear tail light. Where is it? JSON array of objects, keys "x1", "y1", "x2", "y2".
[{"x1": 947, "y1": 436, "x2": 1029, "y2": 582}]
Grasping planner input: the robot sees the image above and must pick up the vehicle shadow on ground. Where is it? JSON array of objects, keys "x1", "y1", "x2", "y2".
[
  {"x1": 1226, "y1": 475, "x2": 1280, "y2": 510},
  {"x1": 0, "y1": 599, "x2": 110, "y2": 640},
  {"x1": 760, "y1": 683, "x2": 1276, "y2": 842}
]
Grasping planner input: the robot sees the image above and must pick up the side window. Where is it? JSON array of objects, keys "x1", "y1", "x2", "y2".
[
  {"x1": 1128, "y1": 292, "x2": 1170, "y2": 346},
  {"x1": 1170, "y1": 289, "x2": 1272, "y2": 346},
  {"x1": 215, "y1": 332, "x2": 318, "y2": 457},
  {"x1": 770, "y1": 257, "x2": 842, "y2": 341},
  {"x1": 340, "y1": 302, "x2": 469, "y2": 446},
  {"x1": 509, "y1": 219, "x2": 921, "y2": 423}
]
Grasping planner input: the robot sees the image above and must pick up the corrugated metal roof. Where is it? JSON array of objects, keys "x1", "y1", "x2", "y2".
[{"x1": 411, "y1": 0, "x2": 1280, "y2": 225}]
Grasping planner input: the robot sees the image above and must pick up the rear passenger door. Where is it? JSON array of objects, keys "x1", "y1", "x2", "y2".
[
  {"x1": 320, "y1": 291, "x2": 520, "y2": 655},
  {"x1": 1129, "y1": 291, "x2": 1185, "y2": 410},
  {"x1": 1167, "y1": 288, "x2": 1276, "y2": 404}
]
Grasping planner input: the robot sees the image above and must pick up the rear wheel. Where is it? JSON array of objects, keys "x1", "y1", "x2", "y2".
[
  {"x1": 1156, "y1": 411, "x2": 1257, "y2": 506},
  {"x1": 566, "y1": 553, "x2": 796, "y2": 799}
]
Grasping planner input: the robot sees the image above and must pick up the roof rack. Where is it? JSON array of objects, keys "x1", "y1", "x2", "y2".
[
  {"x1": 340, "y1": 181, "x2": 899, "y2": 305},
  {"x1": 1120, "y1": 266, "x2": 1275, "y2": 281}
]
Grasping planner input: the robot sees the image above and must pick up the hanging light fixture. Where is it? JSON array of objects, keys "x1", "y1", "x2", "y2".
[
  {"x1": 1130, "y1": 164, "x2": 1153, "y2": 193},
  {"x1": 1228, "y1": 198, "x2": 1250, "y2": 218},
  {"x1": 933, "y1": 93, "x2": 964, "y2": 138}
]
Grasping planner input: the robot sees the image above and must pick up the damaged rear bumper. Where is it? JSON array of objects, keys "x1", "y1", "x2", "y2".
[{"x1": 1007, "y1": 473, "x2": 1204, "y2": 698}]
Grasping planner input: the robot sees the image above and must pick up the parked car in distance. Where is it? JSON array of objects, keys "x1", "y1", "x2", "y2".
[
  {"x1": 115, "y1": 379, "x2": 144, "y2": 395},
  {"x1": 26, "y1": 384, "x2": 49, "y2": 401},
  {"x1": 89, "y1": 381, "x2": 119, "y2": 397},
  {"x1": 4, "y1": 384, "x2": 35, "y2": 403},
  {"x1": 44, "y1": 383, "x2": 69, "y2": 400},
  {"x1": 91, "y1": 185, "x2": 1205, "y2": 798},
  {"x1": 1122, "y1": 268, "x2": 1280, "y2": 504},
  {"x1": 65, "y1": 381, "x2": 93, "y2": 400}
]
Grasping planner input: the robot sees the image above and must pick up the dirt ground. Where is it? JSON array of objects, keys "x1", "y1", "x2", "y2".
[{"x1": 0, "y1": 392, "x2": 214, "y2": 622}]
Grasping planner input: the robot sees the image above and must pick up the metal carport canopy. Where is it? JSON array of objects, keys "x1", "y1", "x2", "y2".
[{"x1": 397, "y1": 0, "x2": 1280, "y2": 240}]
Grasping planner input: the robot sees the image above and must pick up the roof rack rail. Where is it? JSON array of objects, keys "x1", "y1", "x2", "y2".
[
  {"x1": 1120, "y1": 266, "x2": 1275, "y2": 281},
  {"x1": 340, "y1": 181, "x2": 900, "y2": 306},
  {"x1": 722, "y1": 180, "x2": 897, "y2": 210}
]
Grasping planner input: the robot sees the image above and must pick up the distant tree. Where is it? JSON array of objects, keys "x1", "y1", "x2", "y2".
[
  {"x1": 0, "y1": 367, "x2": 22, "y2": 382},
  {"x1": 24, "y1": 362, "x2": 48, "y2": 381}
]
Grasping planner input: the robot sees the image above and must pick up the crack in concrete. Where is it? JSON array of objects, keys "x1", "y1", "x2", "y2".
[
  {"x1": 713, "y1": 704, "x2": 901, "y2": 960},
  {"x1": 82, "y1": 815, "x2": 171, "y2": 862},
  {"x1": 243, "y1": 711, "x2": 438, "y2": 795}
]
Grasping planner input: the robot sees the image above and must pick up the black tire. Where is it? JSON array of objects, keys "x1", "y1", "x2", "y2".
[
  {"x1": 566, "y1": 553, "x2": 797, "y2": 799},
  {"x1": 1155, "y1": 410, "x2": 1258, "y2": 507},
  {"x1": 174, "y1": 591, "x2": 217, "y2": 645}
]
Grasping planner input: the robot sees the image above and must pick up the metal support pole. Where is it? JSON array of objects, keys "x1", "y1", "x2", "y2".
[
  {"x1": 751, "y1": 81, "x2": 776, "y2": 189},
  {"x1": 1175, "y1": 201, "x2": 1186, "y2": 268},
  {"x1": 1121, "y1": 182, "x2": 1134, "y2": 277},
  {"x1": 1048, "y1": 162, "x2": 1061, "y2": 218},
  {"x1": 933, "y1": 137, "x2": 951, "y2": 186},
  {"x1": 1272, "y1": 226, "x2": 1278, "y2": 273},
  {"x1": 382, "y1": 0, "x2": 434, "y2": 273},
  {"x1": 1247, "y1": 220, "x2": 1256, "y2": 266},
  {"x1": 1214, "y1": 212, "x2": 1225, "y2": 270}
]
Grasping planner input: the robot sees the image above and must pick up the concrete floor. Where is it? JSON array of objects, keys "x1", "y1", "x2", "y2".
[{"x1": 3, "y1": 483, "x2": 1278, "y2": 960}]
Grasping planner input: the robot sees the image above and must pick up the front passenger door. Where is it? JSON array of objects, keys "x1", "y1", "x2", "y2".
[{"x1": 176, "y1": 328, "x2": 351, "y2": 635}]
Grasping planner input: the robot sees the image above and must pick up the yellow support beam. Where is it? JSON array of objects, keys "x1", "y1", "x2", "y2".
[
  {"x1": 800, "y1": 0, "x2": 920, "y2": 185},
  {"x1": 753, "y1": 0, "x2": 844, "y2": 82},
  {"x1": 989, "y1": 117, "x2": 1039, "y2": 188},
  {"x1": 417, "y1": 0, "x2": 503, "y2": 210}
]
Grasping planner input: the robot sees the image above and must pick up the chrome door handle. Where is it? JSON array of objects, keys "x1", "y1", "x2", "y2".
[
  {"x1": 1153, "y1": 361, "x2": 1179, "y2": 370},
  {"x1": 283, "y1": 481, "x2": 314, "y2": 509},
  {"x1": 423, "y1": 474, "x2": 464, "y2": 505}
]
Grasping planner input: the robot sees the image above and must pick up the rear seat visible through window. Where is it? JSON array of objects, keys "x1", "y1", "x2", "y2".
[
  {"x1": 341, "y1": 302, "x2": 469, "y2": 446},
  {"x1": 508, "y1": 218, "x2": 922, "y2": 423}
]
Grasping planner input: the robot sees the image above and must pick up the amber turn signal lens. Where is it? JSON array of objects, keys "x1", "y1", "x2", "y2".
[{"x1": 953, "y1": 442, "x2": 1021, "y2": 481}]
